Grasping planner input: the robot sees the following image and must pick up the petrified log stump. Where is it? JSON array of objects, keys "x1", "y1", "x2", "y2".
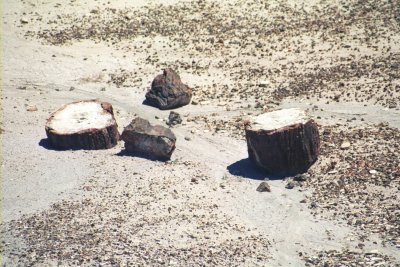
[
  {"x1": 245, "y1": 108, "x2": 320, "y2": 176},
  {"x1": 45, "y1": 100, "x2": 120, "y2": 150},
  {"x1": 145, "y1": 68, "x2": 192, "y2": 110},
  {"x1": 121, "y1": 117, "x2": 176, "y2": 160}
]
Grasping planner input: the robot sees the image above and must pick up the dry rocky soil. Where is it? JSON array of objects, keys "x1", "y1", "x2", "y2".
[{"x1": 1, "y1": 0, "x2": 400, "y2": 266}]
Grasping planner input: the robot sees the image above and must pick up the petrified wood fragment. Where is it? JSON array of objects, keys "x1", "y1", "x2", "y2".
[
  {"x1": 245, "y1": 108, "x2": 320, "y2": 176},
  {"x1": 45, "y1": 100, "x2": 120, "y2": 150},
  {"x1": 121, "y1": 117, "x2": 176, "y2": 160},
  {"x1": 145, "y1": 68, "x2": 192, "y2": 110}
]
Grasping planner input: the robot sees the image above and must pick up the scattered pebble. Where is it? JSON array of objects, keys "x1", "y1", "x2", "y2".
[
  {"x1": 256, "y1": 182, "x2": 271, "y2": 192},
  {"x1": 26, "y1": 106, "x2": 38, "y2": 112},
  {"x1": 369, "y1": 170, "x2": 378, "y2": 174},
  {"x1": 20, "y1": 18, "x2": 29, "y2": 24},
  {"x1": 302, "y1": 250, "x2": 395, "y2": 267},
  {"x1": 167, "y1": 111, "x2": 182, "y2": 127},
  {"x1": 340, "y1": 141, "x2": 351, "y2": 149},
  {"x1": 307, "y1": 125, "x2": 400, "y2": 246},
  {"x1": 285, "y1": 181, "x2": 296, "y2": 189}
]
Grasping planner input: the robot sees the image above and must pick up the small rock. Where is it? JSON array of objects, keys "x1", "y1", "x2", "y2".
[
  {"x1": 26, "y1": 106, "x2": 38, "y2": 112},
  {"x1": 309, "y1": 202, "x2": 318, "y2": 209},
  {"x1": 333, "y1": 94, "x2": 341, "y2": 102},
  {"x1": 340, "y1": 141, "x2": 351, "y2": 149},
  {"x1": 369, "y1": 170, "x2": 377, "y2": 174},
  {"x1": 20, "y1": 18, "x2": 29, "y2": 24},
  {"x1": 184, "y1": 136, "x2": 191, "y2": 141},
  {"x1": 258, "y1": 80, "x2": 269, "y2": 88},
  {"x1": 370, "y1": 257, "x2": 384, "y2": 262},
  {"x1": 366, "y1": 250, "x2": 379, "y2": 255},
  {"x1": 167, "y1": 111, "x2": 182, "y2": 126},
  {"x1": 285, "y1": 181, "x2": 296, "y2": 189},
  {"x1": 256, "y1": 181, "x2": 271, "y2": 192},
  {"x1": 293, "y1": 174, "x2": 308, "y2": 182}
]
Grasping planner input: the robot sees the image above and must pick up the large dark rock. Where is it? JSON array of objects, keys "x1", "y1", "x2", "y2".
[
  {"x1": 121, "y1": 117, "x2": 176, "y2": 160},
  {"x1": 145, "y1": 68, "x2": 192, "y2": 110},
  {"x1": 245, "y1": 108, "x2": 320, "y2": 176}
]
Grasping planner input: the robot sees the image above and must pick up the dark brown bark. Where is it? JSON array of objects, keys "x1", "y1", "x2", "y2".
[
  {"x1": 45, "y1": 100, "x2": 120, "y2": 150},
  {"x1": 245, "y1": 120, "x2": 320, "y2": 176}
]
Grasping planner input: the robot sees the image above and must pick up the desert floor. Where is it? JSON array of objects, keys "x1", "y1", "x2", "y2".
[{"x1": 1, "y1": 0, "x2": 400, "y2": 266}]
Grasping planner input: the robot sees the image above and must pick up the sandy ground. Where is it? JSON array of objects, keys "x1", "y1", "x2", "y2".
[{"x1": 1, "y1": 0, "x2": 400, "y2": 266}]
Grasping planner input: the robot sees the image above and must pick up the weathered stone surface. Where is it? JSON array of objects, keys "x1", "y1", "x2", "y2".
[
  {"x1": 121, "y1": 117, "x2": 176, "y2": 160},
  {"x1": 245, "y1": 108, "x2": 320, "y2": 176},
  {"x1": 45, "y1": 100, "x2": 120, "y2": 150},
  {"x1": 145, "y1": 68, "x2": 192, "y2": 110}
]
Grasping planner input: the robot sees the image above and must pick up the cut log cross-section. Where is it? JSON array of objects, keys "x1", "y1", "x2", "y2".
[
  {"x1": 245, "y1": 108, "x2": 320, "y2": 176},
  {"x1": 45, "y1": 100, "x2": 120, "y2": 150}
]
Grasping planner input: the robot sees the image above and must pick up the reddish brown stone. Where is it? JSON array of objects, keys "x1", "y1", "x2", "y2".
[
  {"x1": 121, "y1": 117, "x2": 176, "y2": 160},
  {"x1": 145, "y1": 68, "x2": 192, "y2": 110},
  {"x1": 45, "y1": 100, "x2": 120, "y2": 150},
  {"x1": 245, "y1": 109, "x2": 320, "y2": 176}
]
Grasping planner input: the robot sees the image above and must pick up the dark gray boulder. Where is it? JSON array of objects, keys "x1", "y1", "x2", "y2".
[
  {"x1": 121, "y1": 117, "x2": 176, "y2": 160},
  {"x1": 145, "y1": 68, "x2": 192, "y2": 110}
]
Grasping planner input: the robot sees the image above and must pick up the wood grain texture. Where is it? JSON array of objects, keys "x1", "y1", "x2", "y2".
[{"x1": 245, "y1": 119, "x2": 320, "y2": 176}]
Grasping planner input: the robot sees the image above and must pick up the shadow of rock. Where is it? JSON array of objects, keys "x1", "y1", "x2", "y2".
[
  {"x1": 141, "y1": 98, "x2": 153, "y2": 108},
  {"x1": 115, "y1": 149, "x2": 170, "y2": 162},
  {"x1": 227, "y1": 158, "x2": 287, "y2": 180},
  {"x1": 39, "y1": 138, "x2": 110, "y2": 152},
  {"x1": 38, "y1": 138, "x2": 59, "y2": 151}
]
